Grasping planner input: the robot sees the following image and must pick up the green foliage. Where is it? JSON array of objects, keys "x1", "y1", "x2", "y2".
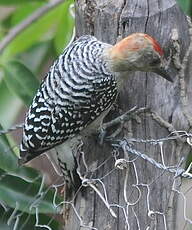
[
  {"x1": 0, "y1": 0, "x2": 47, "y2": 5},
  {"x1": 3, "y1": 60, "x2": 39, "y2": 106},
  {"x1": 18, "y1": 41, "x2": 51, "y2": 73},
  {"x1": 0, "y1": 123, "x2": 18, "y2": 172},
  {"x1": 0, "y1": 172, "x2": 61, "y2": 214},
  {"x1": 0, "y1": 0, "x2": 74, "y2": 228},
  {"x1": 11, "y1": 3, "x2": 45, "y2": 26},
  {"x1": 177, "y1": 0, "x2": 192, "y2": 16},
  {"x1": 0, "y1": 0, "x2": 74, "y2": 121},
  {"x1": 2, "y1": 3, "x2": 66, "y2": 58},
  {"x1": 0, "y1": 122, "x2": 62, "y2": 228},
  {"x1": 0, "y1": 81, "x2": 22, "y2": 127},
  {"x1": 54, "y1": 0, "x2": 74, "y2": 54},
  {"x1": 0, "y1": 205, "x2": 60, "y2": 230}
]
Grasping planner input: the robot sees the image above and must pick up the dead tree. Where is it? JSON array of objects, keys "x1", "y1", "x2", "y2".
[{"x1": 64, "y1": 0, "x2": 192, "y2": 229}]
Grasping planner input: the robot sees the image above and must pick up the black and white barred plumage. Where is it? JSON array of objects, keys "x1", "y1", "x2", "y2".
[
  {"x1": 20, "y1": 36, "x2": 117, "y2": 181},
  {"x1": 20, "y1": 33, "x2": 172, "y2": 186}
]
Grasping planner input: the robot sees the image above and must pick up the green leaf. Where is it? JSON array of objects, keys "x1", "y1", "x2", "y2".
[
  {"x1": 177, "y1": 0, "x2": 192, "y2": 15},
  {"x1": 11, "y1": 2, "x2": 45, "y2": 26},
  {"x1": 54, "y1": 0, "x2": 74, "y2": 54},
  {"x1": 3, "y1": 60, "x2": 39, "y2": 106},
  {"x1": 0, "y1": 124, "x2": 18, "y2": 172},
  {"x1": 0, "y1": 205, "x2": 60, "y2": 229},
  {"x1": 0, "y1": 122, "x2": 42, "y2": 182},
  {"x1": 0, "y1": 170, "x2": 62, "y2": 214},
  {"x1": 0, "y1": 80, "x2": 22, "y2": 127},
  {"x1": 19, "y1": 41, "x2": 51, "y2": 73},
  {"x1": 2, "y1": 2, "x2": 67, "y2": 59},
  {"x1": 0, "y1": 0, "x2": 47, "y2": 5}
]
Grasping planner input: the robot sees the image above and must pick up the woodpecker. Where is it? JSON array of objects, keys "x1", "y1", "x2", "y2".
[{"x1": 20, "y1": 33, "x2": 172, "y2": 188}]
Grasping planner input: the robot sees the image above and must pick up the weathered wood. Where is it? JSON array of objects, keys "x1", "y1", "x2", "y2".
[{"x1": 64, "y1": 1, "x2": 191, "y2": 229}]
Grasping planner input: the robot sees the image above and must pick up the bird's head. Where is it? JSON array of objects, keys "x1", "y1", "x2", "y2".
[{"x1": 105, "y1": 33, "x2": 172, "y2": 82}]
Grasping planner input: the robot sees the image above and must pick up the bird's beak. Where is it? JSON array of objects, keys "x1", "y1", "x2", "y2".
[{"x1": 153, "y1": 66, "x2": 173, "y2": 82}]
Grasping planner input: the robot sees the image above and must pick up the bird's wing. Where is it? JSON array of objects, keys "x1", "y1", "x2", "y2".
[
  {"x1": 20, "y1": 75, "x2": 117, "y2": 164},
  {"x1": 20, "y1": 35, "x2": 116, "y2": 164}
]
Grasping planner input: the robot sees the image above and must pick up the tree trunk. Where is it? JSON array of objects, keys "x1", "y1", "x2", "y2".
[{"x1": 64, "y1": 1, "x2": 191, "y2": 229}]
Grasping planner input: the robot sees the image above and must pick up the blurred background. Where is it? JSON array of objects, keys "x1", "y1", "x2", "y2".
[{"x1": 0, "y1": 0, "x2": 191, "y2": 229}]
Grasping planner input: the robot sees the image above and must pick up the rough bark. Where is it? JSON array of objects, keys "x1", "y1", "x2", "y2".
[{"x1": 64, "y1": 1, "x2": 191, "y2": 229}]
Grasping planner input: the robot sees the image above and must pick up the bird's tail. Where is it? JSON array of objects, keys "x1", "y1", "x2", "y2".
[{"x1": 54, "y1": 139, "x2": 82, "y2": 191}]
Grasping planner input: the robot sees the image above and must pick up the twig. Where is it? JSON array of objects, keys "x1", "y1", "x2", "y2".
[
  {"x1": 103, "y1": 107, "x2": 148, "y2": 130},
  {"x1": 99, "y1": 107, "x2": 149, "y2": 143},
  {"x1": 0, "y1": 0, "x2": 65, "y2": 53},
  {"x1": 179, "y1": 17, "x2": 192, "y2": 127},
  {"x1": 150, "y1": 111, "x2": 184, "y2": 142},
  {"x1": 151, "y1": 111, "x2": 176, "y2": 133},
  {"x1": 171, "y1": 17, "x2": 192, "y2": 127},
  {"x1": 0, "y1": 123, "x2": 23, "y2": 136}
]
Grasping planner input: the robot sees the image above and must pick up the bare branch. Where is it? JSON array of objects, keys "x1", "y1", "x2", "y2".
[
  {"x1": 151, "y1": 111, "x2": 176, "y2": 133},
  {"x1": 0, "y1": 123, "x2": 23, "y2": 136},
  {"x1": 171, "y1": 17, "x2": 192, "y2": 127},
  {"x1": 103, "y1": 107, "x2": 149, "y2": 130},
  {"x1": 0, "y1": 0, "x2": 65, "y2": 54}
]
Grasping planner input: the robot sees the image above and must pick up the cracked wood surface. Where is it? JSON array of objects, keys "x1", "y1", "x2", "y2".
[{"x1": 64, "y1": 1, "x2": 191, "y2": 229}]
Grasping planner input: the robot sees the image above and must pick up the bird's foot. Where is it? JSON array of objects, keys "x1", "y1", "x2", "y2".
[{"x1": 99, "y1": 106, "x2": 149, "y2": 144}]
